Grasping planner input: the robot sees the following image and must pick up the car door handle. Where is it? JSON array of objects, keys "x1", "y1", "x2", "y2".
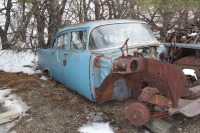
[{"x1": 63, "y1": 59, "x2": 67, "y2": 66}]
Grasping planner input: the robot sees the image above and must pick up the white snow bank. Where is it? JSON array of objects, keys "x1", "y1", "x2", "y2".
[
  {"x1": 0, "y1": 50, "x2": 39, "y2": 74},
  {"x1": 0, "y1": 88, "x2": 28, "y2": 133},
  {"x1": 78, "y1": 122, "x2": 114, "y2": 133}
]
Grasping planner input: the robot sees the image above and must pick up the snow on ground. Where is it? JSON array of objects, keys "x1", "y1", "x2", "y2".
[
  {"x1": 0, "y1": 88, "x2": 28, "y2": 133},
  {"x1": 0, "y1": 50, "x2": 40, "y2": 74},
  {"x1": 78, "y1": 122, "x2": 114, "y2": 133},
  {"x1": 40, "y1": 75, "x2": 48, "y2": 80}
]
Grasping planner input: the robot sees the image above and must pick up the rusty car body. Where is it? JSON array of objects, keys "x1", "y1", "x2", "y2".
[{"x1": 38, "y1": 19, "x2": 200, "y2": 126}]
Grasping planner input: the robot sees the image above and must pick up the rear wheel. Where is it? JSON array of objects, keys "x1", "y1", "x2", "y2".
[{"x1": 43, "y1": 70, "x2": 52, "y2": 79}]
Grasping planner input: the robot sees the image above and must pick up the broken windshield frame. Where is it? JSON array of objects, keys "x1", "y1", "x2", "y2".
[{"x1": 89, "y1": 23, "x2": 159, "y2": 50}]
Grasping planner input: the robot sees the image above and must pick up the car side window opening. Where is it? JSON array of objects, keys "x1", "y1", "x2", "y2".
[
  {"x1": 57, "y1": 33, "x2": 68, "y2": 49},
  {"x1": 71, "y1": 31, "x2": 87, "y2": 50}
]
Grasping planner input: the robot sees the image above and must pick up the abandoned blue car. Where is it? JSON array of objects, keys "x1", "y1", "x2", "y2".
[{"x1": 38, "y1": 19, "x2": 200, "y2": 126}]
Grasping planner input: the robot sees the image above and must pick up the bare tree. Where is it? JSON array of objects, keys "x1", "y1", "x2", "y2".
[{"x1": 0, "y1": 0, "x2": 12, "y2": 49}]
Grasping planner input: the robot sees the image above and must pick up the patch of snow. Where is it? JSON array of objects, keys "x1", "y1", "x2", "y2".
[
  {"x1": 183, "y1": 69, "x2": 196, "y2": 78},
  {"x1": 0, "y1": 88, "x2": 28, "y2": 133},
  {"x1": 3, "y1": 94, "x2": 28, "y2": 116},
  {"x1": 0, "y1": 122, "x2": 16, "y2": 133},
  {"x1": 40, "y1": 75, "x2": 48, "y2": 80},
  {"x1": 0, "y1": 50, "x2": 39, "y2": 74},
  {"x1": 0, "y1": 88, "x2": 28, "y2": 116},
  {"x1": 78, "y1": 122, "x2": 114, "y2": 133},
  {"x1": 188, "y1": 33, "x2": 197, "y2": 37}
]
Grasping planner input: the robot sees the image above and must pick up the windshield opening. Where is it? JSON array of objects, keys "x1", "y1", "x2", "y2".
[{"x1": 89, "y1": 23, "x2": 158, "y2": 50}]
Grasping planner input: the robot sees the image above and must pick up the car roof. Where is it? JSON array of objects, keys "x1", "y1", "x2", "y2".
[{"x1": 57, "y1": 19, "x2": 146, "y2": 34}]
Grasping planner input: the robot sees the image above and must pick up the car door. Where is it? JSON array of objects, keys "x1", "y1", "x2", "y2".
[
  {"x1": 63, "y1": 29, "x2": 94, "y2": 101},
  {"x1": 50, "y1": 32, "x2": 68, "y2": 84}
]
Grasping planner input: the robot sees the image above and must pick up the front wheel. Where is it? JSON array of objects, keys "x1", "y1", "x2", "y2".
[{"x1": 125, "y1": 102, "x2": 150, "y2": 126}]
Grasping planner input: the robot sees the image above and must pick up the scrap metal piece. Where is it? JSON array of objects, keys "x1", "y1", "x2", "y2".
[
  {"x1": 120, "y1": 38, "x2": 129, "y2": 57},
  {"x1": 138, "y1": 87, "x2": 160, "y2": 101},
  {"x1": 145, "y1": 119, "x2": 177, "y2": 133},
  {"x1": 148, "y1": 94, "x2": 172, "y2": 108},
  {"x1": 125, "y1": 102, "x2": 150, "y2": 126},
  {"x1": 168, "y1": 98, "x2": 200, "y2": 117},
  {"x1": 182, "y1": 85, "x2": 200, "y2": 99}
]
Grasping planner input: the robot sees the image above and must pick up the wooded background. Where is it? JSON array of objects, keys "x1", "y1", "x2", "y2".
[{"x1": 0, "y1": 0, "x2": 200, "y2": 51}]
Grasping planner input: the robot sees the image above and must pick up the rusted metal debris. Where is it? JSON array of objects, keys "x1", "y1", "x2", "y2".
[
  {"x1": 169, "y1": 98, "x2": 200, "y2": 117},
  {"x1": 96, "y1": 57, "x2": 189, "y2": 108},
  {"x1": 137, "y1": 87, "x2": 160, "y2": 102},
  {"x1": 174, "y1": 50, "x2": 200, "y2": 79},
  {"x1": 169, "y1": 85, "x2": 200, "y2": 117}
]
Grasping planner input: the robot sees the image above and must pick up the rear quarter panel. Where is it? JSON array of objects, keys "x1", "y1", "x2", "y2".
[{"x1": 37, "y1": 49, "x2": 52, "y2": 73}]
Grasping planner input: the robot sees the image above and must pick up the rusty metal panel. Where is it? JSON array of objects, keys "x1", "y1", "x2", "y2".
[{"x1": 126, "y1": 57, "x2": 189, "y2": 108}]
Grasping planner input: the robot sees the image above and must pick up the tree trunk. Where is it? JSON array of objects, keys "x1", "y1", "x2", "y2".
[
  {"x1": 46, "y1": 0, "x2": 68, "y2": 48},
  {"x1": 0, "y1": 29, "x2": 10, "y2": 49},
  {"x1": 0, "y1": 0, "x2": 12, "y2": 49},
  {"x1": 32, "y1": 2, "x2": 46, "y2": 48}
]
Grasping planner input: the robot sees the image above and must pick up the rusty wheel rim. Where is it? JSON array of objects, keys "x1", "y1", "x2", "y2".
[{"x1": 125, "y1": 102, "x2": 150, "y2": 126}]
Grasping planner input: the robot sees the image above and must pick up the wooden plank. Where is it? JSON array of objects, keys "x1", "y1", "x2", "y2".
[{"x1": 0, "y1": 110, "x2": 20, "y2": 124}]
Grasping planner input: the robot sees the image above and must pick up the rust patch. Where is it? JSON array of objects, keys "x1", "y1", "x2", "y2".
[{"x1": 63, "y1": 59, "x2": 67, "y2": 66}]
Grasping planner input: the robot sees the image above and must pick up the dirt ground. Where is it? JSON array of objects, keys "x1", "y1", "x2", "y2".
[{"x1": 0, "y1": 71, "x2": 200, "y2": 133}]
